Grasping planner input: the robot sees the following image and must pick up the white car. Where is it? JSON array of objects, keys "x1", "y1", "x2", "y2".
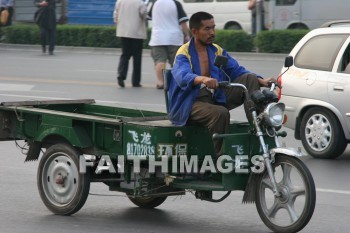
[{"x1": 279, "y1": 25, "x2": 350, "y2": 159}]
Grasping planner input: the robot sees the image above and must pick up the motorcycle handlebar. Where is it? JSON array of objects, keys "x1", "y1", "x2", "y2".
[
  {"x1": 217, "y1": 82, "x2": 248, "y2": 92},
  {"x1": 217, "y1": 81, "x2": 230, "y2": 88},
  {"x1": 269, "y1": 82, "x2": 276, "y2": 91},
  {"x1": 218, "y1": 81, "x2": 279, "y2": 91}
]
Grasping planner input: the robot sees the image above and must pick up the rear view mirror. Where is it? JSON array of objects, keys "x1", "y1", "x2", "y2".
[
  {"x1": 284, "y1": 56, "x2": 294, "y2": 68},
  {"x1": 214, "y1": 55, "x2": 228, "y2": 67}
]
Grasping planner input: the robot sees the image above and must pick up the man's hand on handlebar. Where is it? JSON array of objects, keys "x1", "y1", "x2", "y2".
[
  {"x1": 194, "y1": 76, "x2": 219, "y2": 89},
  {"x1": 203, "y1": 77, "x2": 219, "y2": 89},
  {"x1": 258, "y1": 77, "x2": 280, "y2": 88}
]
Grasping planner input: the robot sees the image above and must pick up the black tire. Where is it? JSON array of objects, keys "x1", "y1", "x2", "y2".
[
  {"x1": 225, "y1": 23, "x2": 241, "y2": 30},
  {"x1": 288, "y1": 23, "x2": 308, "y2": 30},
  {"x1": 300, "y1": 107, "x2": 347, "y2": 159},
  {"x1": 128, "y1": 196, "x2": 167, "y2": 208},
  {"x1": 37, "y1": 143, "x2": 90, "y2": 215},
  {"x1": 256, "y1": 155, "x2": 316, "y2": 233}
]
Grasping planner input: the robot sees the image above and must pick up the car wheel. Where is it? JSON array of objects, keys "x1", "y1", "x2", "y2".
[
  {"x1": 288, "y1": 23, "x2": 308, "y2": 30},
  {"x1": 300, "y1": 107, "x2": 347, "y2": 159}
]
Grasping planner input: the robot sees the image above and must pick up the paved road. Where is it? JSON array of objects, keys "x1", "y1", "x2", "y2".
[{"x1": 0, "y1": 45, "x2": 349, "y2": 233}]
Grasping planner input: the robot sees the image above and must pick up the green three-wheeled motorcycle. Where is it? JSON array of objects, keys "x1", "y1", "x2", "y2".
[{"x1": 0, "y1": 56, "x2": 315, "y2": 233}]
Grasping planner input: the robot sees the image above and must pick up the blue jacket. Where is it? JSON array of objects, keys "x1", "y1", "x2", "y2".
[{"x1": 168, "y1": 38, "x2": 253, "y2": 126}]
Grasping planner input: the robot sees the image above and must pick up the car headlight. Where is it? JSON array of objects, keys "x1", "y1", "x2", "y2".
[{"x1": 263, "y1": 103, "x2": 285, "y2": 127}]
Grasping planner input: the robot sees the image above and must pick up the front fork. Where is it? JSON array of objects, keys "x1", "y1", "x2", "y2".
[{"x1": 252, "y1": 111, "x2": 281, "y2": 197}]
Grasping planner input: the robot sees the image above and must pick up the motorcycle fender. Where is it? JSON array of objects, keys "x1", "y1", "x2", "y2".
[{"x1": 269, "y1": 147, "x2": 305, "y2": 159}]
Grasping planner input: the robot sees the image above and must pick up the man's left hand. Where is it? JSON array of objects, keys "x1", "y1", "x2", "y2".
[{"x1": 258, "y1": 77, "x2": 278, "y2": 88}]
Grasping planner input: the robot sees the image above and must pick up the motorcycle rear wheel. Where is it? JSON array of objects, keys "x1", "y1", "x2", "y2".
[
  {"x1": 37, "y1": 143, "x2": 90, "y2": 215},
  {"x1": 128, "y1": 196, "x2": 167, "y2": 208},
  {"x1": 255, "y1": 155, "x2": 316, "y2": 233}
]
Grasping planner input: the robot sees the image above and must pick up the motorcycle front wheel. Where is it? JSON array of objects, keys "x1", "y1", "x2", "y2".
[{"x1": 255, "y1": 155, "x2": 316, "y2": 233}]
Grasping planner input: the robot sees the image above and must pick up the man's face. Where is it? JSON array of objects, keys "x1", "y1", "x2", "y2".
[{"x1": 193, "y1": 18, "x2": 216, "y2": 46}]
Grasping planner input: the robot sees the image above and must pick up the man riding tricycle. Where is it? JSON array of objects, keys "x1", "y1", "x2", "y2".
[{"x1": 0, "y1": 11, "x2": 315, "y2": 233}]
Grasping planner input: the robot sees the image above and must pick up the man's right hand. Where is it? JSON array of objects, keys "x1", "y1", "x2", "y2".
[
  {"x1": 203, "y1": 77, "x2": 218, "y2": 89},
  {"x1": 194, "y1": 76, "x2": 218, "y2": 89}
]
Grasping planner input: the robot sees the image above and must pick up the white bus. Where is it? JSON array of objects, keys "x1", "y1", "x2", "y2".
[
  {"x1": 265, "y1": 0, "x2": 350, "y2": 30},
  {"x1": 178, "y1": 0, "x2": 252, "y2": 33}
]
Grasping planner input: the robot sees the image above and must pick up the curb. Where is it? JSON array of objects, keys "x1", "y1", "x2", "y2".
[
  {"x1": 0, "y1": 43, "x2": 122, "y2": 55},
  {"x1": 0, "y1": 43, "x2": 288, "y2": 60}
]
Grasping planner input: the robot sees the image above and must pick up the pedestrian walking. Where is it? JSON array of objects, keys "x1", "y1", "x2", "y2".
[
  {"x1": 0, "y1": 0, "x2": 14, "y2": 26},
  {"x1": 248, "y1": 0, "x2": 265, "y2": 35},
  {"x1": 148, "y1": 0, "x2": 190, "y2": 89},
  {"x1": 33, "y1": 0, "x2": 61, "y2": 55},
  {"x1": 113, "y1": 0, "x2": 147, "y2": 88},
  {"x1": 248, "y1": 0, "x2": 257, "y2": 35}
]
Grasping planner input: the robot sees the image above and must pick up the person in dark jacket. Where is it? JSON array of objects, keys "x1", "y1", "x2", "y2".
[{"x1": 34, "y1": 0, "x2": 61, "y2": 55}]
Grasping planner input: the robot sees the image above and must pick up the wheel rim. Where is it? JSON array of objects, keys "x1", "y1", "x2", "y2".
[
  {"x1": 304, "y1": 113, "x2": 332, "y2": 152},
  {"x1": 41, "y1": 153, "x2": 79, "y2": 206},
  {"x1": 258, "y1": 161, "x2": 308, "y2": 227}
]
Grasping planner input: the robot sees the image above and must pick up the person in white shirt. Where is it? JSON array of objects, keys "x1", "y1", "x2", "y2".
[
  {"x1": 114, "y1": 0, "x2": 147, "y2": 88},
  {"x1": 148, "y1": 0, "x2": 190, "y2": 89}
]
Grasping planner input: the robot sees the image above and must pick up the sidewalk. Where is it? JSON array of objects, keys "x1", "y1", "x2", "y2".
[{"x1": 0, "y1": 43, "x2": 288, "y2": 61}]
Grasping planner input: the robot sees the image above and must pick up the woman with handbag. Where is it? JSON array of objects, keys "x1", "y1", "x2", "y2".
[{"x1": 34, "y1": 0, "x2": 61, "y2": 55}]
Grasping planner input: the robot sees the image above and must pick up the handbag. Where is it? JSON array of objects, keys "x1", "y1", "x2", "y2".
[
  {"x1": 34, "y1": 8, "x2": 43, "y2": 24},
  {"x1": 0, "y1": 9, "x2": 9, "y2": 26},
  {"x1": 34, "y1": 7, "x2": 51, "y2": 28}
]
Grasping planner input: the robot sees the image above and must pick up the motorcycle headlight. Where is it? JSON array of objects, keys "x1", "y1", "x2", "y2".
[{"x1": 263, "y1": 103, "x2": 285, "y2": 127}]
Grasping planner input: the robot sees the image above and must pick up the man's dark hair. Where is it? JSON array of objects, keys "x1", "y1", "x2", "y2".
[{"x1": 189, "y1": 11, "x2": 214, "y2": 29}]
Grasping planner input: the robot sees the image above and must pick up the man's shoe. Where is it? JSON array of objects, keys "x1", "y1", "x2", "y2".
[
  {"x1": 132, "y1": 84, "x2": 142, "y2": 87},
  {"x1": 156, "y1": 84, "x2": 164, "y2": 89},
  {"x1": 118, "y1": 79, "x2": 125, "y2": 88},
  {"x1": 49, "y1": 51, "x2": 54, "y2": 55}
]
